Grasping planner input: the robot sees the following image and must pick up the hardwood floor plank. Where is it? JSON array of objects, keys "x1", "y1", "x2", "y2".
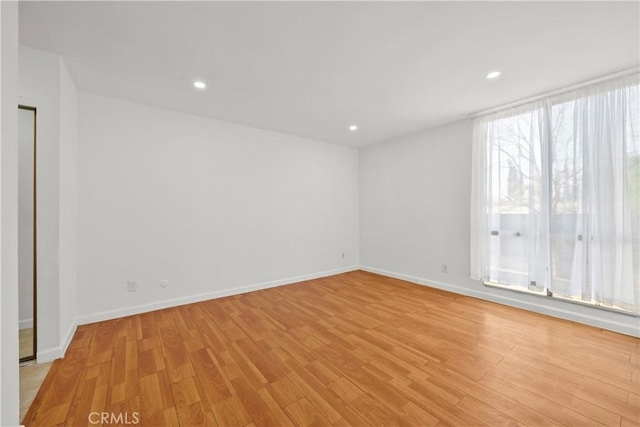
[
  {"x1": 64, "y1": 362, "x2": 110, "y2": 427},
  {"x1": 266, "y1": 375, "x2": 306, "y2": 409},
  {"x1": 256, "y1": 388, "x2": 296, "y2": 427},
  {"x1": 420, "y1": 360, "x2": 563, "y2": 426},
  {"x1": 23, "y1": 271, "x2": 639, "y2": 426},
  {"x1": 22, "y1": 360, "x2": 60, "y2": 427},
  {"x1": 159, "y1": 324, "x2": 196, "y2": 384},
  {"x1": 326, "y1": 377, "x2": 365, "y2": 402},
  {"x1": 454, "y1": 395, "x2": 521, "y2": 427},
  {"x1": 188, "y1": 347, "x2": 233, "y2": 404},
  {"x1": 211, "y1": 396, "x2": 252, "y2": 427},
  {"x1": 349, "y1": 393, "x2": 404, "y2": 426},
  {"x1": 479, "y1": 372, "x2": 619, "y2": 426},
  {"x1": 284, "y1": 360, "x2": 369, "y2": 426},
  {"x1": 171, "y1": 377, "x2": 218, "y2": 427},
  {"x1": 284, "y1": 363, "x2": 343, "y2": 424},
  {"x1": 85, "y1": 320, "x2": 117, "y2": 367},
  {"x1": 285, "y1": 398, "x2": 331, "y2": 427},
  {"x1": 230, "y1": 376, "x2": 288, "y2": 426},
  {"x1": 109, "y1": 336, "x2": 139, "y2": 404},
  {"x1": 139, "y1": 370, "x2": 176, "y2": 422},
  {"x1": 29, "y1": 347, "x2": 89, "y2": 426}
]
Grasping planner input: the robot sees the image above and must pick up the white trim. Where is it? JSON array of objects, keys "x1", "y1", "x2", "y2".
[
  {"x1": 19, "y1": 318, "x2": 33, "y2": 330},
  {"x1": 484, "y1": 280, "x2": 639, "y2": 317},
  {"x1": 32, "y1": 321, "x2": 77, "y2": 364},
  {"x1": 60, "y1": 319, "x2": 77, "y2": 356},
  {"x1": 76, "y1": 266, "x2": 359, "y2": 326},
  {"x1": 36, "y1": 319, "x2": 78, "y2": 363},
  {"x1": 360, "y1": 265, "x2": 640, "y2": 338}
]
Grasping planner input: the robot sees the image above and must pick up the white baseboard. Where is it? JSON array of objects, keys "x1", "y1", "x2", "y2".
[
  {"x1": 76, "y1": 266, "x2": 360, "y2": 326},
  {"x1": 19, "y1": 318, "x2": 33, "y2": 330},
  {"x1": 361, "y1": 265, "x2": 640, "y2": 338},
  {"x1": 61, "y1": 320, "x2": 78, "y2": 356},
  {"x1": 37, "y1": 265, "x2": 638, "y2": 363},
  {"x1": 36, "y1": 319, "x2": 78, "y2": 363}
]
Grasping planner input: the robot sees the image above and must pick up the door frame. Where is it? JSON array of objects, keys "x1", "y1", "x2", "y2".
[{"x1": 18, "y1": 104, "x2": 37, "y2": 363}]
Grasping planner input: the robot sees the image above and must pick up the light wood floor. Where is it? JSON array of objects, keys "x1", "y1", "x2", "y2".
[
  {"x1": 20, "y1": 362, "x2": 52, "y2": 422},
  {"x1": 20, "y1": 327, "x2": 35, "y2": 360},
  {"x1": 23, "y1": 271, "x2": 640, "y2": 426}
]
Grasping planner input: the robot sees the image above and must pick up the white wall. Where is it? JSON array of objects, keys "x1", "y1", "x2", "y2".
[
  {"x1": 58, "y1": 59, "x2": 79, "y2": 351},
  {"x1": 76, "y1": 93, "x2": 359, "y2": 322},
  {"x1": 360, "y1": 119, "x2": 640, "y2": 337},
  {"x1": 19, "y1": 46, "x2": 61, "y2": 359},
  {"x1": 18, "y1": 46, "x2": 80, "y2": 361},
  {"x1": 18, "y1": 107, "x2": 34, "y2": 330},
  {"x1": 1, "y1": 1, "x2": 20, "y2": 424},
  {"x1": 361, "y1": 120, "x2": 473, "y2": 285}
]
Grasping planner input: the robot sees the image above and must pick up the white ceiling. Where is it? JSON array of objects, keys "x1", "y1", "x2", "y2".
[{"x1": 19, "y1": 1, "x2": 639, "y2": 147}]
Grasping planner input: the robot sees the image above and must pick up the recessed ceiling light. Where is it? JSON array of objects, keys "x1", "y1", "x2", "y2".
[
  {"x1": 193, "y1": 81, "x2": 206, "y2": 89},
  {"x1": 349, "y1": 124, "x2": 359, "y2": 132},
  {"x1": 486, "y1": 71, "x2": 501, "y2": 79}
]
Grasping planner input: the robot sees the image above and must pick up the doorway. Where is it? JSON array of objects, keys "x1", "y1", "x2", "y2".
[{"x1": 18, "y1": 104, "x2": 37, "y2": 362}]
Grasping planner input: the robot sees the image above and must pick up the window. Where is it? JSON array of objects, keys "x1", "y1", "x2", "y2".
[{"x1": 471, "y1": 73, "x2": 640, "y2": 314}]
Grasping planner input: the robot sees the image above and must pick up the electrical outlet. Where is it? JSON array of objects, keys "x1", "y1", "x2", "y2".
[
  {"x1": 441, "y1": 264, "x2": 448, "y2": 273},
  {"x1": 160, "y1": 280, "x2": 169, "y2": 288},
  {"x1": 127, "y1": 280, "x2": 137, "y2": 292}
]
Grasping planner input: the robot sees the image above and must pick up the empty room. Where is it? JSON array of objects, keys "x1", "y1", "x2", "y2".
[{"x1": 1, "y1": 1, "x2": 639, "y2": 426}]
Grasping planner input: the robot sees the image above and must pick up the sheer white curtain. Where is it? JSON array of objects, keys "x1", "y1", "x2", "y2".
[{"x1": 471, "y1": 73, "x2": 640, "y2": 314}]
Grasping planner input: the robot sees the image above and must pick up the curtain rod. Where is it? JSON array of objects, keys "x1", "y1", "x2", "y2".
[{"x1": 470, "y1": 67, "x2": 640, "y2": 119}]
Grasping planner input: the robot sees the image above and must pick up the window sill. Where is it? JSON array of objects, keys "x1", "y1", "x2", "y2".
[{"x1": 482, "y1": 281, "x2": 639, "y2": 318}]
